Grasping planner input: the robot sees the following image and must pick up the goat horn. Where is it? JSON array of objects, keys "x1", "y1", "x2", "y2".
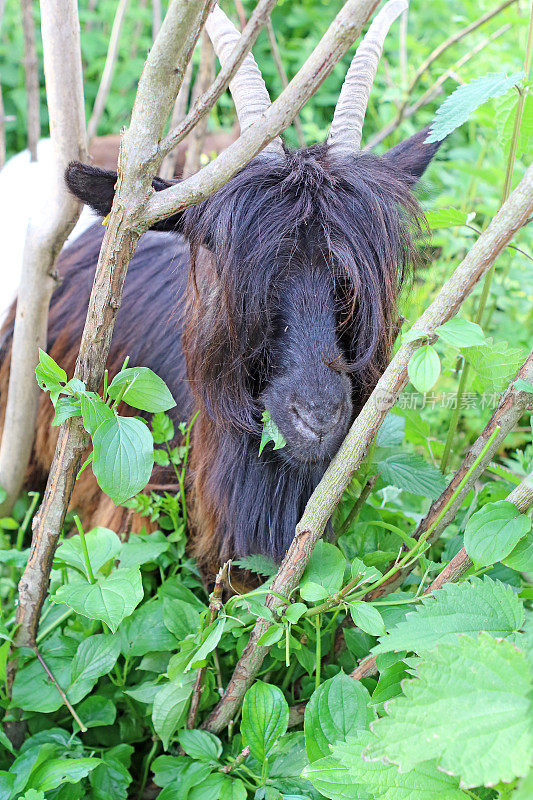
[
  {"x1": 205, "y1": 5, "x2": 284, "y2": 157},
  {"x1": 328, "y1": 0, "x2": 408, "y2": 154}
]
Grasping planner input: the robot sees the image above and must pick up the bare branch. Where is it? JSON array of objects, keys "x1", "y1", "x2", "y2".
[
  {"x1": 87, "y1": 0, "x2": 130, "y2": 142},
  {"x1": 20, "y1": 0, "x2": 40, "y2": 161},
  {"x1": 159, "y1": 59, "x2": 193, "y2": 179},
  {"x1": 183, "y1": 30, "x2": 215, "y2": 178},
  {"x1": 203, "y1": 164, "x2": 533, "y2": 733},
  {"x1": 0, "y1": 0, "x2": 87, "y2": 517},
  {"x1": 265, "y1": 17, "x2": 305, "y2": 147}
]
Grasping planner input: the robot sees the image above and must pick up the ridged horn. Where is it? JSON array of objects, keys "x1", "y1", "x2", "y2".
[
  {"x1": 328, "y1": 0, "x2": 408, "y2": 154},
  {"x1": 205, "y1": 5, "x2": 283, "y2": 156}
]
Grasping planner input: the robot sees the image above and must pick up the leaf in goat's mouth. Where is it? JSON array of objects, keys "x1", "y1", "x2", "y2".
[{"x1": 259, "y1": 410, "x2": 287, "y2": 456}]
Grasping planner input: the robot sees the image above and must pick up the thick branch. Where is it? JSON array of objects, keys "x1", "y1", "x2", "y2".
[
  {"x1": 87, "y1": 0, "x2": 130, "y2": 142},
  {"x1": 0, "y1": 0, "x2": 87, "y2": 517},
  {"x1": 203, "y1": 165, "x2": 533, "y2": 733}
]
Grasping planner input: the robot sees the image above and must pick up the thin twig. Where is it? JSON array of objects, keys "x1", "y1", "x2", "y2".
[
  {"x1": 183, "y1": 30, "x2": 215, "y2": 178},
  {"x1": 221, "y1": 745, "x2": 250, "y2": 774},
  {"x1": 87, "y1": 0, "x2": 130, "y2": 142},
  {"x1": 33, "y1": 646, "x2": 87, "y2": 731},
  {"x1": 332, "y1": 473, "x2": 378, "y2": 544},
  {"x1": 265, "y1": 18, "x2": 305, "y2": 146},
  {"x1": 159, "y1": 59, "x2": 193, "y2": 179}
]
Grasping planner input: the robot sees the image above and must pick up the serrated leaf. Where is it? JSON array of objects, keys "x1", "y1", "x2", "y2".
[
  {"x1": 365, "y1": 633, "x2": 533, "y2": 788},
  {"x1": 328, "y1": 731, "x2": 468, "y2": 800},
  {"x1": 435, "y1": 319, "x2": 486, "y2": 348},
  {"x1": 54, "y1": 526, "x2": 122, "y2": 578},
  {"x1": 425, "y1": 208, "x2": 468, "y2": 228},
  {"x1": 463, "y1": 339, "x2": 527, "y2": 392},
  {"x1": 108, "y1": 366, "x2": 176, "y2": 412},
  {"x1": 92, "y1": 416, "x2": 154, "y2": 505},
  {"x1": 349, "y1": 602, "x2": 386, "y2": 636},
  {"x1": 80, "y1": 392, "x2": 115, "y2": 435},
  {"x1": 376, "y1": 413, "x2": 405, "y2": 447},
  {"x1": 51, "y1": 568, "x2": 144, "y2": 632},
  {"x1": 233, "y1": 553, "x2": 278, "y2": 577},
  {"x1": 241, "y1": 681, "x2": 289, "y2": 763},
  {"x1": 427, "y1": 72, "x2": 524, "y2": 142},
  {"x1": 377, "y1": 452, "x2": 447, "y2": 499},
  {"x1": 302, "y1": 754, "x2": 371, "y2": 800},
  {"x1": 464, "y1": 501, "x2": 531, "y2": 567},
  {"x1": 259, "y1": 410, "x2": 287, "y2": 455},
  {"x1": 372, "y1": 577, "x2": 524, "y2": 655},
  {"x1": 304, "y1": 672, "x2": 373, "y2": 762},
  {"x1": 152, "y1": 672, "x2": 197, "y2": 750},
  {"x1": 408, "y1": 345, "x2": 441, "y2": 392}
]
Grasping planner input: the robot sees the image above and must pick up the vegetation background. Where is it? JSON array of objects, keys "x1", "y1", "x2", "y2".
[{"x1": 0, "y1": 1, "x2": 531, "y2": 799}]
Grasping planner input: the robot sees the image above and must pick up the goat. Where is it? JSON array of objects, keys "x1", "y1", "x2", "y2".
[{"x1": 0, "y1": 3, "x2": 441, "y2": 575}]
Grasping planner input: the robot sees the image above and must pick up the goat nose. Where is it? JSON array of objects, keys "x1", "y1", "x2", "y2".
[{"x1": 289, "y1": 398, "x2": 344, "y2": 440}]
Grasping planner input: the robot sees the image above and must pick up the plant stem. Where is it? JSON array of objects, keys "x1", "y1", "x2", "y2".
[
  {"x1": 34, "y1": 646, "x2": 86, "y2": 731},
  {"x1": 74, "y1": 515, "x2": 96, "y2": 584},
  {"x1": 315, "y1": 614, "x2": 321, "y2": 691},
  {"x1": 137, "y1": 738, "x2": 159, "y2": 800},
  {"x1": 333, "y1": 473, "x2": 378, "y2": 543},
  {"x1": 441, "y1": 5, "x2": 533, "y2": 472}
]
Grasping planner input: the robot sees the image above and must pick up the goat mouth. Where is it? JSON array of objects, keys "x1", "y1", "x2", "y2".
[{"x1": 289, "y1": 403, "x2": 344, "y2": 441}]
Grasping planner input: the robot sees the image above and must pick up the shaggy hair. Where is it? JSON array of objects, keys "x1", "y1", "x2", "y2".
[{"x1": 0, "y1": 131, "x2": 440, "y2": 572}]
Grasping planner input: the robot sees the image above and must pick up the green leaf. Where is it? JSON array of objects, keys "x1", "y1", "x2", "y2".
[
  {"x1": 401, "y1": 327, "x2": 429, "y2": 344},
  {"x1": 365, "y1": 633, "x2": 533, "y2": 788},
  {"x1": 233, "y1": 553, "x2": 278, "y2": 577},
  {"x1": 372, "y1": 577, "x2": 524, "y2": 655},
  {"x1": 122, "y1": 600, "x2": 179, "y2": 657},
  {"x1": 259, "y1": 410, "x2": 287, "y2": 455},
  {"x1": 496, "y1": 89, "x2": 533, "y2": 158},
  {"x1": 435, "y1": 318, "x2": 486, "y2": 348},
  {"x1": 300, "y1": 541, "x2": 346, "y2": 602},
  {"x1": 425, "y1": 208, "x2": 468, "y2": 228},
  {"x1": 302, "y1": 755, "x2": 371, "y2": 800},
  {"x1": 35, "y1": 349, "x2": 67, "y2": 390},
  {"x1": 26, "y1": 758, "x2": 101, "y2": 793},
  {"x1": 464, "y1": 501, "x2": 532, "y2": 567},
  {"x1": 68, "y1": 634, "x2": 121, "y2": 703},
  {"x1": 89, "y1": 753, "x2": 132, "y2": 800},
  {"x1": 80, "y1": 392, "x2": 115, "y2": 435},
  {"x1": 407, "y1": 345, "x2": 441, "y2": 392},
  {"x1": 51, "y1": 568, "x2": 144, "y2": 632},
  {"x1": 376, "y1": 413, "x2": 405, "y2": 447},
  {"x1": 108, "y1": 366, "x2": 176, "y2": 412},
  {"x1": 52, "y1": 397, "x2": 81, "y2": 426},
  {"x1": 258, "y1": 624, "x2": 285, "y2": 646},
  {"x1": 463, "y1": 339, "x2": 527, "y2": 392},
  {"x1": 331, "y1": 731, "x2": 468, "y2": 800},
  {"x1": 54, "y1": 526, "x2": 122, "y2": 578},
  {"x1": 189, "y1": 773, "x2": 247, "y2": 800},
  {"x1": 117, "y1": 532, "x2": 170, "y2": 569},
  {"x1": 426, "y1": 72, "x2": 525, "y2": 142},
  {"x1": 377, "y1": 452, "x2": 447, "y2": 499},
  {"x1": 514, "y1": 378, "x2": 533, "y2": 394},
  {"x1": 283, "y1": 603, "x2": 307, "y2": 624},
  {"x1": 304, "y1": 672, "x2": 373, "y2": 762},
  {"x1": 241, "y1": 681, "x2": 289, "y2": 763},
  {"x1": 162, "y1": 597, "x2": 202, "y2": 640},
  {"x1": 74, "y1": 695, "x2": 117, "y2": 731},
  {"x1": 12, "y1": 656, "x2": 71, "y2": 712},
  {"x1": 186, "y1": 616, "x2": 225, "y2": 669},
  {"x1": 152, "y1": 672, "x2": 197, "y2": 750},
  {"x1": 177, "y1": 730, "x2": 222, "y2": 763},
  {"x1": 504, "y1": 527, "x2": 533, "y2": 572},
  {"x1": 92, "y1": 416, "x2": 154, "y2": 505},
  {"x1": 151, "y1": 412, "x2": 175, "y2": 444},
  {"x1": 349, "y1": 602, "x2": 386, "y2": 636}
]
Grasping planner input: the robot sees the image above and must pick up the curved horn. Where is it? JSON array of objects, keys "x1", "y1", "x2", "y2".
[
  {"x1": 205, "y1": 5, "x2": 283, "y2": 156},
  {"x1": 328, "y1": 0, "x2": 408, "y2": 154}
]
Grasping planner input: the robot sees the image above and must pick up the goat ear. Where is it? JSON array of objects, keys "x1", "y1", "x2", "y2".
[
  {"x1": 383, "y1": 127, "x2": 442, "y2": 185},
  {"x1": 65, "y1": 162, "x2": 185, "y2": 232}
]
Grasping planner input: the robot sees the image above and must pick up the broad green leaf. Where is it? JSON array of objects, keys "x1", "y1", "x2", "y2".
[
  {"x1": 425, "y1": 208, "x2": 468, "y2": 228},
  {"x1": 331, "y1": 731, "x2": 468, "y2": 800},
  {"x1": 51, "y1": 568, "x2": 144, "y2": 632},
  {"x1": 496, "y1": 90, "x2": 533, "y2": 157},
  {"x1": 407, "y1": 345, "x2": 440, "y2": 392},
  {"x1": 377, "y1": 452, "x2": 447, "y2": 499},
  {"x1": 401, "y1": 327, "x2": 429, "y2": 344},
  {"x1": 463, "y1": 339, "x2": 527, "y2": 392},
  {"x1": 515, "y1": 378, "x2": 533, "y2": 394},
  {"x1": 186, "y1": 616, "x2": 225, "y2": 670},
  {"x1": 371, "y1": 657, "x2": 408, "y2": 706},
  {"x1": 107, "y1": 366, "x2": 176, "y2": 412},
  {"x1": 283, "y1": 603, "x2": 307, "y2": 624},
  {"x1": 512, "y1": 768, "x2": 533, "y2": 800},
  {"x1": 349, "y1": 602, "x2": 386, "y2": 636},
  {"x1": 26, "y1": 758, "x2": 101, "y2": 793},
  {"x1": 124, "y1": 680, "x2": 161, "y2": 704},
  {"x1": 68, "y1": 634, "x2": 121, "y2": 703},
  {"x1": 177, "y1": 730, "x2": 222, "y2": 763},
  {"x1": 80, "y1": 392, "x2": 115, "y2": 435},
  {"x1": 426, "y1": 72, "x2": 525, "y2": 142},
  {"x1": 258, "y1": 624, "x2": 284, "y2": 646},
  {"x1": 300, "y1": 541, "x2": 346, "y2": 602},
  {"x1": 74, "y1": 695, "x2": 117, "y2": 731},
  {"x1": 189, "y1": 773, "x2": 247, "y2": 800},
  {"x1": 162, "y1": 597, "x2": 201, "y2": 641},
  {"x1": 365, "y1": 633, "x2": 533, "y2": 788},
  {"x1": 0, "y1": 548, "x2": 30, "y2": 567},
  {"x1": 372, "y1": 577, "x2": 524, "y2": 655},
  {"x1": 350, "y1": 558, "x2": 382, "y2": 584},
  {"x1": 152, "y1": 672, "x2": 197, "y2": 750},
  {"x1": 504, "y1": 527, "x2": 533, "y2": 572},
  {"x1": 241, "y1": 681, "x2": 289, "y2": 763},
  {"x1": 435, "y1": 318, "x2": 486, "y2": 348},
  {"x1": 12, "y1": 656, "x2": 71, "y2": 712},
  {"x1": 117, "y1": 532, "x2": 170, "y2": 569},
  {"x1": 35, "y1": 349, "x2": 67, "y2": 389},
  {"x1": 157, "y1": 762, "x2": 212, "y2": 799},
  {"x1": 302, "y1": 755, "x2": 370, "y2": 800},
  {"x1": 122, "y1": 600, "x2": 179, "y2": 657},
  {"x1": 464, "y1": 501, "x2": 531, "y2": 567},
  {"x1": 52, "y1": 397, "x2": 81, "y2": 426},
  {"x1": 89, "y1": 753, "x2": 132, "y2": 800},
  {"x1": 54, "y1": 526, "x2": 122, "y2": 578},
  {"x1": 304, "y1": 672, "x2": 373, "y2": 763},
  {"x1": 92, "y1": 416, "x2": 154, "y2": 505},
  {"x1": 259, "y1": 410, "x2": 287, "y2": 455},
  {"x1": 376, "y1": 413, "x2": 405, "y2": 447}
]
